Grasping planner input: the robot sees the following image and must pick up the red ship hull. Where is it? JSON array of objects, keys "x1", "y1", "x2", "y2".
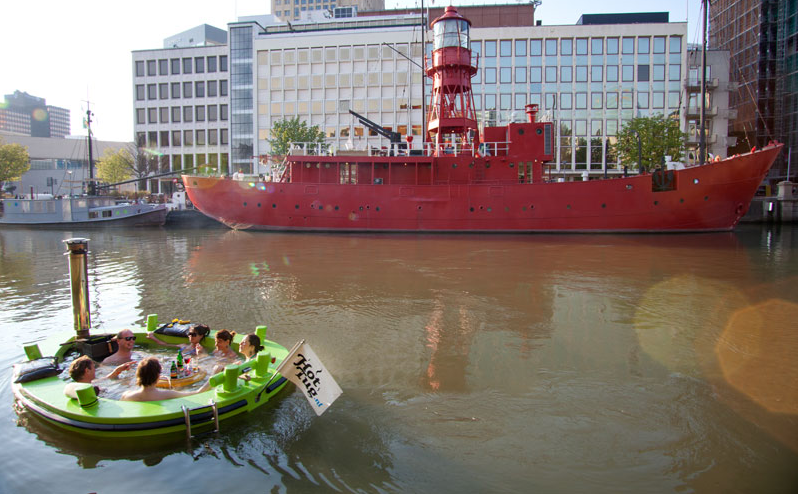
[{"x1": 183, "y1": 143, "x2": 781, "y2": 233}]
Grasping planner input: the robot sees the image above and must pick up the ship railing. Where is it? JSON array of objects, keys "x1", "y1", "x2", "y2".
[
  {"x1": 475, "y1": 141, "x2": 511, "y2": 156},
  {"x1": 288, "y1": 142, "x2": 331, "y2": 156}
]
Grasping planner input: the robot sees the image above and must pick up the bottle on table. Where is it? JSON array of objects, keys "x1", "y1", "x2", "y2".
[
  {"x1": 170, "y1": 361, "x2": 178, "y2": 379},
  {"x1": 176, "y1": 349, "x2": 184, "y2": 376}
]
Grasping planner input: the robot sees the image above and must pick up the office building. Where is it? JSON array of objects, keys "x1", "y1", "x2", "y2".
[
  {"x1": 230, "y1": 9, "x2": 686, "y2": 178},
  {"x1": 132, "y1": 25, "x2": 230, "y2": 193},
  {"x1": 272, "y1": 0, "x2": 384, "y2": 22},
  {"x1": 0, "y1": 91, "x2": 70, "y2": 138},
  {"x1": 710, "y1": 0, "x2": 796, "y2": 176}
]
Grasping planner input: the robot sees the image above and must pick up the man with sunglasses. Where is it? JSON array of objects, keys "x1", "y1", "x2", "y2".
[{"x1": 104, "y1": 329, "x2": 138, "y2": 365}]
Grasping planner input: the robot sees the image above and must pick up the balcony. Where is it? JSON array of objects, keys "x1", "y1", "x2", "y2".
[
  {"x1": 685, "y1": 77, "x2": 720, "y2": 91},
  {"x1": 686, "y1": 133, "x2": 718, "y2": 145},
  {"x1": 686, "y1": 105, "x2": 718, "y2": 118}
]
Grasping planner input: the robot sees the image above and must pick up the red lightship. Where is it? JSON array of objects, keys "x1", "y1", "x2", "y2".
[{"x1": 184, "y1": 7, "x2": 782, "y2": 233}]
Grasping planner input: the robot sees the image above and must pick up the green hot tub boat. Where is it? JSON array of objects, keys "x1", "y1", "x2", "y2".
[{"x1": 11, "y1": 239, "x2": 290, "y2": 438}]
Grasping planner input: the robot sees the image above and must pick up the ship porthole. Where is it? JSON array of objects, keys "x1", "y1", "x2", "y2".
[
  {"x1": 335, "y1": 205, "x2": 339, "y2": 210},
  {"x1": 566, "y1": 204, "x2": 571, "y2": 209},
  {"x1": 518, "y1": 129, "x2": 524, "y2": 135},
  {"x1": 470, "y1": 207, "x2": 475, "y2": 212},
  {"x1": 257, "y1": 203, "x2": 261, "y2": 207},
  {"x1": 295, "y1": 205, "x2": 299, "y2": 209},
  {"x1": 243, "y1": 202, "x2": 247, "y2": 206},
  {"x1": 626, "y1": 184, "x2": 633, "y2": 190},
  {"x1": 704, "y1": 196, "x2": 709, "y2": 201},
  {"x1": 376, "y1": 207, "x2": 380, "y2": 211},
  {"x1": 530, "y1": 204, "x2": 534, "y2": 209},
  {"x1": 680, "y1": 198, "x2": 684, "y2": 203},
  {"x1": 272, "y1": 204, "x2": 277, "y2": 208},
  {"x1": 417, "y1": 206, "x2": 422, "y2": 210},
  {"x1": 536, "y1": 128, "x2": 542, "y2": 135},
  {"x1": 359, "y1": 206, "x2": 364, "y2": 211},
  {"x1": 601, "y1": 203, "x2": 606, "y2": 208},
  {"x1": 694, "y1": 178, "x2": 699, "y2": 184},
  {"x1": 654, "y1": 200, "x2": 659, "y2": 205}
]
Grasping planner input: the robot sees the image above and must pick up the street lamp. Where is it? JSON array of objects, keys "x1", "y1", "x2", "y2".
[{"x1": 67, "y1": 170, "x2": 73, "y2": 197}]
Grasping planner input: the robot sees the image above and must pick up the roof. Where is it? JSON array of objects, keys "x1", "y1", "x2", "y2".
[{"x1": 576, "y1": 13, "x2": 669, "y2": 25}]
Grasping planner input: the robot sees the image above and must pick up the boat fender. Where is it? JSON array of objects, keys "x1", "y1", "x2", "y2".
[
  {"x1": 13, "y1": 357, "x2": 59, "y2": 383},
  {"x1": 751, "y1": 146, "x2": 757, "y2": 153},
  {"x1": 209, "y1": 365, "x2": 242, "y2": 395},
  {"x1": 255, "y1": 325, "x2": 268, "y2": 340},
  {"x1": 75, "y1": 383, "x2": 99, "y2": 408}
]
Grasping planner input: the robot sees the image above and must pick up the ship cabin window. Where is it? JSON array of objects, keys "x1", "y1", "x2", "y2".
[
  {"x1": 102, "y1": 210, "x2": 113, "y2": 218},
  {"x1": 433, "y1": 19, "x2": 469, "y2": 50},
  {"x1": 89, "y1": 211, "x2": 99, "y2": 219}
]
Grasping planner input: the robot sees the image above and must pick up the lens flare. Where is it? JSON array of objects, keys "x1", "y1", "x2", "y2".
[{"x1": 32, "y1": 108, "x2": 48, "y2": 121}]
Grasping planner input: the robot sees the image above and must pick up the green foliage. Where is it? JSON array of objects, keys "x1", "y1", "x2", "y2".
[
  {"x1": 0, "y1": 137, "x2": 30, "y2": 184},
  {"x1": 614, "y1": 114, "x2": 686, "y2": 170},
  {"x1": 268, "y1": 116, "x2": 326, "y2": 156},
  {"x1": 96, "y1": 148, "x2": 133, "y2": 185}
]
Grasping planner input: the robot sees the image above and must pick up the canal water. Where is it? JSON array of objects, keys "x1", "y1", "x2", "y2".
[{"x1": 1, "y1": 226, "x2": 796, "y2": 493}]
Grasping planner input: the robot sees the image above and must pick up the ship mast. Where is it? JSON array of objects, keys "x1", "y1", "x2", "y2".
[
  {"x1": 699, "y1": 0, "x2": 708, "y2": 164},
  {"x1": 85, "y1": 104, "x2": 95, "y2": 195}
]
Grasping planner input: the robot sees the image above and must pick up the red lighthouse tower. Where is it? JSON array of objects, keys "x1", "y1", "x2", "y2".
[{"x1": 425, "y1": 6, "x2": 479, "y2": 156}]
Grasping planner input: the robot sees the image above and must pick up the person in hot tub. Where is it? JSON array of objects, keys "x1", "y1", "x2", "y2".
[
  {"x1": 146, "y1": 324, "x2": 210, "y2": 357},
  {"x1": 121, "y1": 357, "x2": 210, "y2": 402},
  {"x1": 103, "y1": 329, "x2": 138, "y2": 365},
  {"x1": 64, "y1": 355, "x2": 134, "y2": 399}
]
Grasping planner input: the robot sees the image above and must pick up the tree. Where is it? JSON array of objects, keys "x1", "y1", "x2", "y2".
[
  {"x1": 0, "y1": 137, "x2": 30, "y2": 191},
  {"x1": 614, "y1": 114, "x2": 686, "y2": 171},
  {"x1": 268, "y1": 116, "x2": 326, "y2": 156},
  {"x1": 96, "y1": 148, "x2": 133, "y2": 187},
  {"x1": 129, "y1": 145, "x2": 159, "y2": 188}
]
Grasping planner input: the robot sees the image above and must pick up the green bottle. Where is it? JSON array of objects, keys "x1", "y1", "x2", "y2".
[
  {"x1": 170, "y1": 361, "x2": 177, "y2": 379},
  {"x1": 177, "y1": 348, "x2": 184, "y2": 375}
]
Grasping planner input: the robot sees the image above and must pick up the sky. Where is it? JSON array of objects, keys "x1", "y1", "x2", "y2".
[{"x1": 1, "y1": 0, "x2": 702, "y2": 143}]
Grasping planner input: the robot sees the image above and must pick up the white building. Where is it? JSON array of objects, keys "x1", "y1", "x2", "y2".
[
  {"x1": 228, "y1": 10, "x2": 687, "y2": 178},
  {"x1": 131, "y1": 25, "x2": 230, "y2": 193}
]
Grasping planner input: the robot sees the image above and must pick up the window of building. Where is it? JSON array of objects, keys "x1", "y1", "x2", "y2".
[
  {"x1": 560, "y1": 93, "x2": 572, "y2": 109},
  {"x1": 607, "y1": 66, "x2": 618, "y2": 82},
  {"x1": 158, "y1": 59, "x2": 168, "y2": 75},
  {"x1": 147, "y1": 60, "x2": 156, "y2": 76},
  {"x1": 591, "y1": 66, "x2": 602, "y2": 82},
  {"x1": 159, "y1": 107, "x2": 169, "y2": 123},
  {"x1": 159, "y1": 83, "x2": 168, "y2": 99},
  {"x1": 638, "y1": 37, "x2": 650, "y2": 54},
  {"x1": 160, "y1": 131, "x2": 169, "y2": 147},
  {"x1": 183, "y1": 106, "x2": 193, "y2": 122},
  {"x1": 668, "y1": 92, "x2": 680, "y2": 108},
  {"x1": 184, "y1": 130, "x2": 193, "y2": 146},
  {"x1": 195, "y1": 81, "x2": 205, "y2": 98},
  {"x1": 500, "y1": 40, "x2": 512, "y2": 57},
  {"x1": 172, "y1": 130, "x2": 181, "y2": 146},
  {"x1": 638, "y1": 65, "x2": 650, "y2": 82},
  {"x1": 485, "y1": 94, "x2": 496, "y2": 110},
  {"x1": 136, "y1": 85, "x2": 145, "y2": 101},
  {"x1": 207, "y1": 80, "x2": 217, "y2": 97},
  {"x1": 622, "y1": 65, "x2": 634, "y2": 82},
  {"x1": 530, "y1": 39, "x2": 541, "y2": 56},
  {"x1": 485, "y1": 40, "x2": 497, "y2": 57},
  {"x1": 220, "y1": 55, "x2": 228, "y2": 71},
  {"x1": 621, "y1": 91, "x2": 633, "y2": 108},
  {"x1": 195, "y1": 105, "x2": 205, "y2": 121},
  {"x1": 500, "y1": 93, "x2": 512, "y2": 110},
  {"x1": 669, "y1": 37, "x2": 681, "y2": 54},
  {"x1": 183, "y1": 58, "x2": 192, "y2": 74},
  {"x1": 591, "y1": 93, "x2": 603, "y2": 109},
  {"x1": 607, "y1": 38, "x2": 619, "y2": 55},
  {"x1": 500, "y1": 67, "x2": 512, "y2": 83},
  {"x1": 485, "y1": 68, "x2": 496, "y2": 84},
  {"x1": 669, "y1": 64, "x2": 681, "y2": 81},
  {"x1": 135, "y1": 61, "x2": 144, "y2": 77},
  {"x1": 221, "y1": 128, "x2": 229, "y2": 144},
  {"x1": 183, "y1": 81, "x2": 192, "y2": 98},
  {"x1": 561, "y1": 38, "x2": 573, "y2": 56},
  {"x1": 545, "y1": 93, "x2": 557, "y2": 109},
  {"x1": 171, "y1": 58, "x2": 180, "y2": 75},
  {"x1": 514, "y1": 93, "x2": 527, "y2": 109},
  {"x1": 220, "y1": 104, "x2": 228, "y2": 120},
  {"x1": 545, "y1": 66, "x2": 557, "y2": 83},
  {"x1": 171, "y1": 82, "x2": 180, "y2": 98},
  {"x1": 576, "y1": 38, "x2": 588, "y2": 55},
  {"x1": 561, "y1": 66, "x2": 572, "y2": 83},
  {"x1": 530, "y1": 67, "x2": 541, "y2": 82},
  {"x1": 196, "y1": 129, "x2": 206, "y2": 145},
  {"x1": 208, "y1": 129, "x2": 218, "y2": 145},
  {"x1": 136, "y1": 108, "x2": 145, "y2": 124},
  {"x1": 515, "y1": 39, "x2": 526, "y2": 57},
  {"x1": 208, "y1": 105, "x2": 217, "y2": 121},
  {"x1": 147, "y1": 84, "x2": 156, "y2": 100},
  {"x1": 172, "y1": 106, "x2": 181, "y2": 122},
  {"x1": 622, "y1": 38, "x2": 634, "y2": 54},
  {"x1": 545, "y1": 39, "x2": 557, "y2": 56},
  {"x1": 515, "y1": 67, "x2": 527, "y2": 83},
  {"x1": 220, "y1": 80, "x2": 228, "y2": 96},
  {"x1": 195, "y1": 57, "x2": 204, "y2": 73},
  {"x1": 653, "y1": 37, "x2": 666, "y2": 54},
  {"x1": 591, "y1": 38, "x2": 603, "y2": 55},
  {"x1": 653, "y1": 92, "x2": 665, "y2": 108},
  {"x1": 207, "y1": 56, "x2": 217, "y2": 73},
  {"x1": 148, "y1": 108, "x2": 157, "y2": 123}
]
